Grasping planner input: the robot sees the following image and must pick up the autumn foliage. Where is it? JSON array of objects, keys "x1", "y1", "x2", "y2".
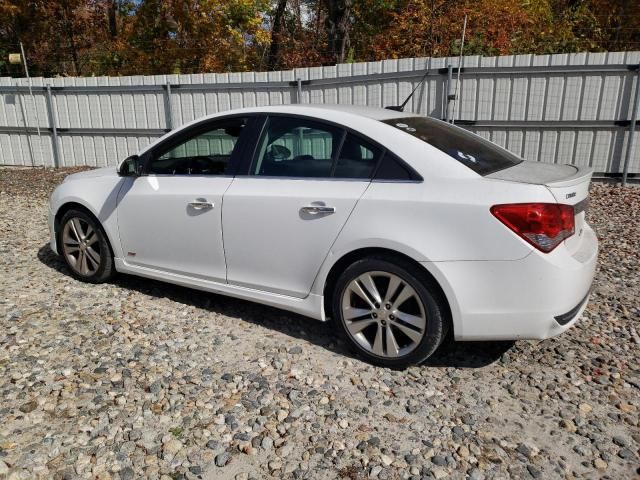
[{"x1": 1, "y1": 0, "x2": 638, "y2": 77}]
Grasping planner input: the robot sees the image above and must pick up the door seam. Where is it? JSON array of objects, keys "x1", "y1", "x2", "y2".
[
  {"x1": 114, "y1": 177, "x2": 135, "y2": 259},
  {"x1": 304, "y1": 181, "x2": 374, "y2": 299},
  {"x1": 220, "y1": 176, "x2": 237, "y2": 284}
]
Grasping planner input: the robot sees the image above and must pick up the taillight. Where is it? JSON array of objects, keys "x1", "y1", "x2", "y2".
[{"x1": 490, "y1": 203, "x2": 575, "y2": 253}]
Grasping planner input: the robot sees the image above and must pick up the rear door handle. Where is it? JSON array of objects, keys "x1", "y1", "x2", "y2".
[
  {"x1": 301, "y1": 205, "x2": 336, "y2": 215},
  {"x1": 188, "y1": 201, "x2": 214, "y2": 210}
]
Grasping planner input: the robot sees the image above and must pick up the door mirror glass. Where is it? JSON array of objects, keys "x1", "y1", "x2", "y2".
[{"x1": 119, "y1": 155, "x2": 141, "y2": 176}]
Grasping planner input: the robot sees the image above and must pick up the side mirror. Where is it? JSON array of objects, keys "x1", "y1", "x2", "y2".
[{"x1": 119, "y1": 155, "x2": 142, "y2": 177}]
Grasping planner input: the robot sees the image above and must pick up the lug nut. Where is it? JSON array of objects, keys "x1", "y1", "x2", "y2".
[
  {"x1": 385, "y1": 303, "x2": 391, "y2": 309},
  {"x1": 372, "y1": 313, "x2": 378, "y2": 318},
  {"x1": 389, "y1": 314, "x2": 395, "y2": 320}
]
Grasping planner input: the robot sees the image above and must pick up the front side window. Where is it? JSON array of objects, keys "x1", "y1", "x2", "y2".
[
  {"x1": 381, "y1": 116, "x2": 522, "y2": 175},
  {"x1": 148, "y1": 118, "x2": 247, "y2": 175}
]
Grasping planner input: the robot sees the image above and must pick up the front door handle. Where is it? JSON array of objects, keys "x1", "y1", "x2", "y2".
[
  {"x1": 301, "y1": 205, "x2": 336, "y2": 215},
  {"x1": 188, "y1": 201, "x2": 214, "y2": 210}
]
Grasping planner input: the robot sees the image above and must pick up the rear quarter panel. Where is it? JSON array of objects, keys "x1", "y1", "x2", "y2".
[
  {"x1": 311, "y1": 174, "x2": 557, "y2": 327},
  {"x1": 328, "y1": 176, "x2": 555, "y2": 265}
]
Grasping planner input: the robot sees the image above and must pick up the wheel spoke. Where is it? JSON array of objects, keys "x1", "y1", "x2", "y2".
[
  {"x1": 65, "y1": 245, "x2": 80, "y2": 253},
  {"x1": 66, "y1": 252, "x2": 78, "y2": 267},
  {"x1": 78, "y1": 251, "x2": 88, "y2": 275},
  {"x1": 358, "y1": 273, "x2": 382, "y2": 305},
  {"x1": 394, "y1": 310, "x2": 426, "y2": 330},
  {"x1": 85, "y1": 231, "x2": 98, "y2": 246},
  {"x1": 384, "y1": 275, "x2": 403, "y2": 304},
  {"x1": 85, "y1": 246, "x2": 101, "y2": 267},
  {"x1": 346, "y1": 318, "x2": 377, "y2": 335},
  {"x1": 349, "y1": 282, "x2": 377, "y2": 310},
  {"x1": 371, "y1": 324, "x2": 384, "y2": 356},
  {"x1": 392, "y1": 284, "x2": 414, "y2": 310},
  {"x1": 63, "y1": 234, "x2": 79, "y2": 246},
  {"x1": 72, "y1": 218, "x2": 85, "y2": 240},
  {"x1": 386, "y1": 326, "x2": 400, "y2": 357},
  {"x1": 343, "y1": 306, "x2": 374, "y2": 321},
  {"x1": 67, "y1": 220, "x2": 80, "y2": 242},
  {"x1": 393, "y1": 321, "x2": 423, "y2": 343},
  {"x1": 84, "y1": 224, "x2": 95, "y2": 241}
]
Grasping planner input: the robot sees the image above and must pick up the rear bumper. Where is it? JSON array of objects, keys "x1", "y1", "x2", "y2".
[
  {"x1": 426, "y1": 224, "x2": 598, "y2": 341},
  {"x1": 555, "y1": 292, "x2": 590, "y2": 325}
]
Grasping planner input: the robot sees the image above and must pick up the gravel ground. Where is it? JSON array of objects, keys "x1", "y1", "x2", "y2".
[{"x1": 0, "y1": 167, "x2": 639, "y2": 480}]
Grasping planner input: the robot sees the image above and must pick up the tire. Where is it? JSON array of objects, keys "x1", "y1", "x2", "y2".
[
  {"x1": 57, "y1": 208, "x2": 115, "y2": 283},
  {"x1": 332, "y1": 256, "x2": 448, "y2": 368}
]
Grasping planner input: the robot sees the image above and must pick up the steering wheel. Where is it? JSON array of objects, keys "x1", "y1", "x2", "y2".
[{"x1": 267, "y1": 144, "x2": 291, "y2": 161}]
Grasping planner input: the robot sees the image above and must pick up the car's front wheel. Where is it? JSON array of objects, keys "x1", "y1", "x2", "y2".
[
  {"x1": 58, "y1": 208, "x2": 115, "y2": 283},
  {"x1": 332, "y1": 256, "x2": 448, "y2": 368}
]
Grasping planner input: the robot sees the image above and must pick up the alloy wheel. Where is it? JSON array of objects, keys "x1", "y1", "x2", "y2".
[
  {"x1": 341, "y1": 271, "x2": 427, "y2": 358},
  {"x1": 61, "y1": 217, "x2": 102, "y2": 276}
]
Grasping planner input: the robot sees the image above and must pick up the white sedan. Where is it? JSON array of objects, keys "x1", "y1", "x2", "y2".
[{"x1": 48, "y1": 105, "x2": 597, "y2": 367}]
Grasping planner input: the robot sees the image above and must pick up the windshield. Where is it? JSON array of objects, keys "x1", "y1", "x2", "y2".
[{"x1": 381, "y1": 116, "x2": 522, "y2": 175}]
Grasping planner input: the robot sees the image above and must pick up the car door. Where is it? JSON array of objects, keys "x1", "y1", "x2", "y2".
[
  {"x1": 222, "y1": 115, "x2": 382, "y2": 298},
  {"x1": 117, "y1": 116, "x2": 254, "y2": 281}
]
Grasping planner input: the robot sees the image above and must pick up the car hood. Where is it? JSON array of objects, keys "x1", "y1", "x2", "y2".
[{"x1": 66, "y1": 166, "x2": 119, "y2": 181}]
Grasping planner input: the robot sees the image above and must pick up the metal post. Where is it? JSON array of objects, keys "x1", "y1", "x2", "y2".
[
  {"x1": 20, "y1": 42, "x2": 43, "y2": 166},
  {"x1": 445, "y1": 64, "x2": 454, "y2": 122},
  {"x1": 296, "y1": 78, "x2": 303, "y2": 104},
  {"x1": 164, "y1": 81, "x2": 174, "y2": 130},
  {"x1": 45, "y1": 85, "x2": 61, "y2": 168},
  {"x1": 452, "y1": 15, "x2": 468, "y2": 125},
  {"x1": 622, "y1": 66, "x2": 640, "y2": 187},
  {"x1": 16, "y1": 89, "x2": 36, "y2": 167}
]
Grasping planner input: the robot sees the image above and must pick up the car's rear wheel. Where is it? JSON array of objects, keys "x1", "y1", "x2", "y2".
[
  {"x1": 58, "y1": 208, "x2": 115, "y2": 283},
  {"x1": 332, "y1": 256, "x2": 447, "y2": 368}
]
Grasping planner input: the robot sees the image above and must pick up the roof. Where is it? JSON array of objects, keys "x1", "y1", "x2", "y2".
[
  {"x1": 232, "y1": 104, "x2": 421, "y2": 121},
  {"x1": 139, "y1": 103, "x2": 421, "y2": 156}
]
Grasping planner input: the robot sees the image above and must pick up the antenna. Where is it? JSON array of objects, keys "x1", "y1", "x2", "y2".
[
  {"x1": 451, "y1": 15, "x2": 468, "y2": 125},
  {"x1": 385, "y1": 67, "x2": 430, "y2": 112}
]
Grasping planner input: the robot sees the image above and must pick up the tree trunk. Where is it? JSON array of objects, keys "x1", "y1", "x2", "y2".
[
  {"x1": 266, "y1": 0, "x2": 287, "y2": 70},
  {"x1": 108, "y1": 0, "x2": 118, "y2": 39},
  {"x1": 59, "y1": 2, "x2": 80, "y2": 75},
  {"x1": 324, "y1": 0, "x2": 352, "y2": 64}
]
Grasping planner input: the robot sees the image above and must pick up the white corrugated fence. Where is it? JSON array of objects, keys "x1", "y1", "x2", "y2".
[{"x1": 1, "y1": 51, "x2": 639, "y2": 176}]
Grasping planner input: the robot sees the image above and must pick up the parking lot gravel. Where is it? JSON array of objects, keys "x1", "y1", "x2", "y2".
[{"x1": 0, "y1": 166, "x2": 638, "y2": 480}]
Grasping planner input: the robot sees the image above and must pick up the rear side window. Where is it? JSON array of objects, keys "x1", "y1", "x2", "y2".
[
  {"x1": 251, "y1": 116, "x2": 382, "y2": 179},
  {"x1": 252, "y1": 116, "x2": 341, "y2": 178},
  {"x1": 333, "y1": 133, "x2": 381, "y2": 179},
  {"x1": 374, "y1": 151, "x2": 422, "y2": 181},
  {"x1": 381, "y1": 117, "x2": 522, "y2": 175}
]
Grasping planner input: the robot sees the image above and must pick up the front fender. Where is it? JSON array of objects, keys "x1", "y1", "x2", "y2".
[{"x1": 49, "y1": 176, "x2": 129, "y2": 259}]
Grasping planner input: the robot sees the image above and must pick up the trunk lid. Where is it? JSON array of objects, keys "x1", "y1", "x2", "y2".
[{"x1": 487, "y1": 161, "x2": 593, "y2": 254}]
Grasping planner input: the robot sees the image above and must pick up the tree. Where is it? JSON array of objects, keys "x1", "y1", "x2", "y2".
[
  {"x1": 266, "y1": 0, "x2": 287, "y2": 69},
  {"x1": 0, "y1": 0, "x2": 638, "y2": 77},
  {"x1": 323, "y1": 0, "x2": 352, "y2": 63}
]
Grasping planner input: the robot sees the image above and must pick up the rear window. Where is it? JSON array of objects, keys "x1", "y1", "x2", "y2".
[{"x1": 381, "y1": 116, "x2": 522, "y2": 175}]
